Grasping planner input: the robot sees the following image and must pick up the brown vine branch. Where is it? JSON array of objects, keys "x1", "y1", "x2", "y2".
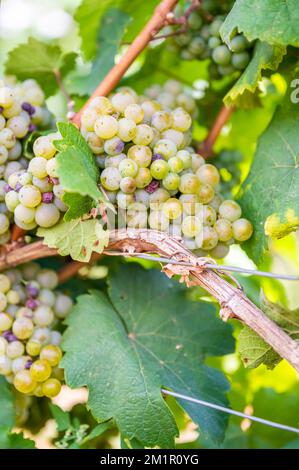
[
  {"x1": 198, "y1": 105, "x2": 235, "y2": 158},
  {"x1": 1, "y1": 229, "x2": 299, "y2": 373},
  {"x1": 71, "y1": 0, "x2": 179, "y2": 127}
]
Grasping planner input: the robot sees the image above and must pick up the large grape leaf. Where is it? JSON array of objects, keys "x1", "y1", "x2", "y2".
[
  {"x1": 5, "y1": 38, "x2": 76, "y2": 97},
  {"x1": 0, "y1": 433, "x2": 35, "y2": 449},
  {"x1": 62, "y1": 264, "x2": 234, "y2": 448},
  {"x1": 238, "y1": 294, "x2": 299, "y2": 370},
  {"x1": 221, "y1": 0, "x2": 299, "y2": 47},
  {"x1": 223, "y1": 41, "x2": 286, "y2": 107},
  {"x1": 75, "y1": 0, "x2": 159, "y2": 60},
  {"x1": 54, "y1": 122, "x2": 103, "y2": 219},
  {"x1": 38, "y1": 219, "x2": 109, "y2": 262},
  {"x1": 69, "y1": 9, "x2": 130, "y2": 96},
  {"x1": 238, "y1": 90, "x2": 299, "y2": 263}
]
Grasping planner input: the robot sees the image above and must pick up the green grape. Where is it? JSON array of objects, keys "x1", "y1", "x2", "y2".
[
  {"x1": 189, "y1": 37, "x2": 206, "y2": 56},
  {"x1": 28, "y1": 157, "x2": 48, "y2": 178},
  {"x1": 196, "y1": 164, "x2": 220, "y2": 187},
  {"x1": 232, "y1": 51, "x2": 250, "y2": 70},
  {"x1": 14, "y1": 204, "x2": 36, "y2": 224},
  {"x1": 26, "y1": 340, "x2": 41, "y2": 357},
  {"x1": 197, "y1": 205, "x2": 217, "y2": 226},
  {"x1": 14, "y1": 370, "x2": 36, "y2": 394},
  {"x1": 38, "y1": 289, "x2": 55, "y2": 307},
  {"x1": 197, "y1": 183, "x2": 214, "y2": 203},
  {"x1": 208, "y1": 36, "x2": 221, "y2": 49},
  {"x1": 135, "y1": 168, "x2": 152, "y2": 188},
  {"x1": 6, "y1": 341, "x2": 25, "y2": 359},
  {"x1": 0, "y1": 87, "x2": 15, "y2": 108},
  {"x1": 209, "y1": 17, "x2": 223, "y2": 36},
  {"x1": 40, "y1": 345, "x2": 62, "y2": 367},
  {"x1": 196, "y1": 226, "x2": 218, "y2": 250},
  {"x1": 81, "y1": 108, "x2": 98, "y2": 131},
  {"x1": 127, "y1": 145, "x2": 152, "y2": 167},
  {"x1": 54, "y1": 294, "x2": 73, "y2": 319},
  {"x1": 11, "y1": 356, "x2": 29, "y2": 374},
  {"x1": 219, "y1": 200, "x2": 242, "y2": 221},
  {"x1": 230, "y1": 34, "x2": 248, "y2": 52},
  {"x1": 210, "y1": 193, "x2": 223, "y2": 211},
  {"x1": 36, "y1": 269, "x2": 58, "y2": 289},
  {"x1": 232, "y1": 218, "x2": 253, "y2": 241},
  {"x1": 89, "y1": 96, "x2": 113, "y2": 114},
  {"x1": 104, "y1": 136, "x2": 124, "y2": 156},
  {"x1": 35, "y1": 203, "x2": 60, "y2": 228},
  {"x1": 162, "y1": 198, "x2": 182, "y2": 220},
  {"x1": 46, "y1": 158, "x2": 58, "y2": 178},
  {"x1": 154, "y1": 139, "x2": 177, "y2": 160},
  {"x1": 19, "y1": 172, "x2": 32, "y2": 186},
  {"x1": 0, "y1": 145, "x2": 8, "y2": 164},
  {"x1": 0, "y1": 337, "x2": 7, "y2": 355},
  {"x1": 161, "y1": 129, "x2": 184, "y2": 148},
  {"x1": 32, "y1": 176, "x2": 52, "y2": 193},
  {"x1": 0, "y1": 128, "x2": 16, "y2": 149},
  {"x1": 214, "y1": 218, "x2": 233, "y2": 242},
  {"x1": 212, "y1": 45, "x2": 231, "y2": 65},
  {"x1": 30, "y1": 359, "x2": 51, "y2": 382},
  {"x1": 188, "y1": 11, "x2": 203, "y2": 30},
  {"x1": 33, "y1": 305, "x2": 54, "y2": 327},
  {"x1": 191, "y1": 153, "x2": 205, "y2": 172},
  {"x1": 7, "y1": 289, "x2": 20, "y2": 304},
  {"x1": 104, "y1": 154, "x2": 125, "y2": 169},
  {"x1": 135, "y1": 189, "x2": 150, "y2": 208},
  {"x1": 18, "y1": 185, "x2": 41, "y2": 208},
  {"x1": 0, "y1": 355, "x2": 12, "y2": 375},
  {"x1": 177, "y1": 150, "x2": 192, "y2": 169},
  {"x1": 0, "y1": 312, "x2": 12, "y2": 331},
  {"x1": 116, "y1": 191, "x2": 134, "y2": 209},
  {"x1": 42, "y1": 378, "x2": 61, "y2": 398},
  {"x1": 140, "y1": 100, "x2": 161, "y2": 123},
  {"x1": 119, "y1": 158, "x2": 138, "y2": 178},
  {"x1": 151, "y1": 111, "x2": 172, "y2": 132},
  {"x1": 94, "y1": 115, "x2": 118, "y2": 139},
  {"x1": 0, "y1": 213, "x2": 9, "y2": 234},
  {"x1": 210, "y1": 242, "x2": 229, "y2": 259},
  {"x1": 111, "y1": 91, "x2": 136, "y2": 113},
  {"x1": 179, "y1": 173, "x2": 200, "y2": 194},
  {"x1": 168, "y1": 156, "x2": 184, "y2": 173},
  {"x1": 31, "y1": 327, "x2": 51, "y2": 345},
  {"x1": 133, "y1": 124, "x2": 154, "y2": 146},
  {"x1": 148, "y1": 210, "x2": 170, "y2": 231},
  {"x1": 150, "y1": 160, "x2": 169, "y2": 180},
  {"x1": 12, "y1": 317, "x2": 34, "y2": 339},
  {"x1": 124, "y1": 104, "x2": 144, "y2": 123},
  {"x1": 120, "y1": 177, "x2": 136, "y2": 194},
  {"x1": 162, "y1": 172, "x2": 180, "y2": 191},
  {"x1": 7, "y1": 116, "x2": 29, "y2": 138},
  {"x1": 85, "y1": 132, "x2": 104, "y2": 154},
  {"x1": 100, "y1": 167, "x2": 121, "y2": 191},
  {"x1": 126, "y1": 202, "x2": 148, "y2": 228},
  {"x1": 182, "y1": 216, "x2": 202, "y2": 237},
  {"x1": 149, "y1": 188, "x2": 170, "y2": 207},
  {"x1": 117, "y1": 118, "x2": 137, "y2": 142},
  {"x1": 179, "y1": 193, "x2": 200, "y2": 215}
]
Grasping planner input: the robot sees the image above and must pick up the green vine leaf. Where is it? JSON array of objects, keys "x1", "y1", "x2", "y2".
[
  {"x1": 5, "y1": 38, "x2": 76, "y2": 97},
  {"x1": 238, "y1": 294, "x2": 299, "y2": 369},
  {"x1": 224, "y1": 41, "x2": 286, "y2": 107},
  {"x1": 69, "y1": 8, "x2": 130, "y2": 96},
  {"x1": 62, "y1": 264, "x2": 234, "y2": 447},
  {"x1": 38, "y1": 219, "x2": 109, "y2": 262},
  {"x1": 221, "y1": 0, "x2": 299, "y2": 47},
  {"x1": 0, "y1": 433, "x2": 35, "y2": 449},
  {"x1": 238, "y1": 89, "x2": 299, "y2": 263}
]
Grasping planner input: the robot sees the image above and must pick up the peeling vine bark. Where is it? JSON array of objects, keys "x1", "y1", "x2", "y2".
[{"x1": 1, "y1": 229, "x2": 299, "y2": 373}]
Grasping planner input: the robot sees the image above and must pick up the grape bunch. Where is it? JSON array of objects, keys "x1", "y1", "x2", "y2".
[
  {"x1": 80, "y1": 82, "x2": 253, "y2": 258},
  {"x1": 5, "y1": 131, "x2": 68, "y2": 230},
  {"x1": 0, "y1": 77, "x2": 51, "y2": 240},
  {"x1": 169, "y1": 2, "x2": 253, "y2": 78},
  {"x1": 0, "y1": 263, "x2": 73, "y2": 398}
]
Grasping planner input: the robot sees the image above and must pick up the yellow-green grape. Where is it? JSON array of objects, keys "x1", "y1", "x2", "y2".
[
  {"x1": 6, "y1": 341, "x2": 25, "y2": 359},
  {"x1": 111, "y1": 91, "x2": 136, "y2": 113},
  {"x1": 0, "y1": 312, "x2": 12, "y2": 331},
  {"x1": 124, "y1": 104, "x2": 144, "y2": 123},
  {"x1": 0, "y1": 128, "x2": 16, "y2": 148},
  {"x1": 5, "y1": 190, "x2": 18, "y2": 211},
  {"x1": 33, "y1": 136, "x2": 56, "y2": 159},
  {"x1": 42, "y1": 378, "x2": 61, "y2": 398},
  {"x1": 14, "y1": 205, "x2": 36, "y2": 224},
  {"x1": 135, "y1": 168, "x2": 152, "y2": 188},
  {"x1": 162, "y1": 172, "x2": 180, "y2": 191},
  {"x1": 100, "y1": 167, "x2": 121, "y2": 191},
  {"x1": 0, "y1": 274, "x2": 11, "y2": 295},
  {"x1": 168, "y1": 156, "x2": 184, "y2": 173},
  {"x1": 176, "y1": 150, "x2": 192, "y2": 169},
  {"x1": 31, "y1": 327, "x2": 51, "y2": 345},
  {"x1": 179, "y1": 193, "x2": 200, "y2": 215},
  {"x1": 182, "y1": 216, "x2": 202, "y2": 237},
  {"x1": 28, "y1": 157, "x2": 48, "y2": 178},
  {"x1": 116, "y1": 191, "x2": 134, "y2": 209},
  {"x1": 179, "y1": 174, "x2": 200, "y2": 194},
  {"x1": 14, "y1": 217, "x2": 37, "y2": 231},
  {"x1": 0, "y1": 337, "x2": 7, "y2": 355},
  {"x1": 162, "y1": 198, "x2": 182, "y2": 220},
  {"x1": 171, "y1": 108, "x2": 192, "y2": 132},
  {"x1": 197, "y1": 184, "x2": 214, "y2": 204},
  {"x1": 12, "y1": 317, "x2": 34, "y2": 339},
  {"x1": 154, "y1": 139, "x2": 177, "y2": 160},
  {"x1": 210, "y1": 193, "x2": 223, "y2": 212},
  {"x1": 11, "y1": 356, "x2": 29, "y2": 374},
  {"x1": 33, "y1": 383, "x2": 44, "y2": 398},
  {"x1": 81, "y1": 108, "x2": 98, "y2": 131},
  {"x1": 6, "y1": 289, "x2": 20, "y2": 304},
  {"x1": 148, "y1": 210, "x2": 170, "y2": 231},
  {"x1": 197, "y1": 205, "x2": 217, "y2": 226},
  {"x1": 218, "y1": 200, "x2": 242, "y2": 222},
  {"x1": 196, "y1": 226, "x2": 218, "y2": 251},
  {"x1": 54, "y1": 294, "x2": 73, "y2": 319},
  {"x1": 14, "y1": 370, "x2": 36, "y2": 394},
  {"x1": 36, "y1": 269, "x2": 58, "y2": 289},
  {"x1": 19, "y1": 172, "x2": 32, "y2": 186},
  {"x1": 210, "y1": 243, "x2": 230, "y2": 259},
  {"x1": 0, "y1": 145, "x2": 8, "y2": 164},
  {"x1": 151, "y1": 111, "x2": 172, "y2": 132},
  {"x1": 127, "y1": 145, "x2": 152, "y2": 167},
  {"x1": 119, "y1": 158, "x2": 138, "y2": 178},
  {"x1": 161, "y1": 129, "x2": 184, "y2": 148},
  {"x1": 196, "y1": 164, "x2": 220, "y2": 187},
  {"x1": 33, "y1": 305, "x2": 54, "y2": 327},
  {"x1": 126, "y1": 203, "x2": 148, "y2": 228},
  {"x1": 30, "y1": 359, "x2": 51, "y2": 382},
  {"x1": 89, "y1": 96, "x2": 113, "y2": 114},
  {"x1": 94, "y1": 115, "x2": 118, "y2": 139},
  {"x1": 214, "y1": 218, "x2": 233, "y2": 242},
  {"x1": 117, "y1": 118, "x2": 137, "y2": 142},
  {"x1": 150, "y1": 160, "x2": 169, "y2": 180},
  {"x1": 0, "y1": 355, "x2": 12, "y2": 375},
  {"x1": 7, "y1": 116, "x2": 29, "y2": 139},
  {"x1": 35, "y1": 203, "x2": 60, "y2": 228},
  {"x1": 46, "y1": 158, "x2": 58, "y2": 178},
  {"x1": 0, "y1": 87, "x2": 15, "y2": 108},
  {"x1": 0, "y1": 213, "x2": 9, "y2": 234},
  {"x1": 104, "y1": 136, "x2": 124, "y2": 156},
  {"x1": 105, "y1": 153, "x2": 126, "y2": 169},
  {"x1": 232, "y1": 218, "x2": 253, "y2": 241},
  {"x1": 120, "y1": 177, "x2": 136, "y2": 194},
  {"x1": 32, "y1": 176, "x2": 52, "y2": 193},
  {"x1": 18, "y1": 185, "x2": 41, "y2": 208},
  {"x1": 149, "y1": 189, "x2": 170, "y2": 208},
  {"x1": 26, "y1": 340, "x2": 41, "y2": 356},
  {"x1": 40, "y1": 345, "x2": 62, "y2": 367},
  {"x1": 133, "y1": 124, "x2": 154, "y2": 146}
]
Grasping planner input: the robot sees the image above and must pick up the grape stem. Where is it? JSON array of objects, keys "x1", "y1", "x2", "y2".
[
  {"x1": 198, "y1": 105, "x2": 235, "y2": 158},
  {"x1": 1, "y1": 229, "x2": 299, "y2": 373},
  {"x1": 53, "y1": 68, "x2": 75, "y2": 118},
  {"x1": 71, "y1": 0, "x2": 179, "y2": 126}
]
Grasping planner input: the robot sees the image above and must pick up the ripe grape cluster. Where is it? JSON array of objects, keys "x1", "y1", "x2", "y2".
[
  {"x1": 0, "y1": 263, "x2": 73, "y2": 398},
  {"x1": 80, "y1": 81, "x2": 253, "y2": 257},
  {"x1": 169, "y1": 2, "x2": 253, "y2": 78},
  {"x1": 5, "y1": 131, "x2": 67, "y2": 230},
  {"x1": 0, "y1": 77, "x2": 51, "y2": 240}
]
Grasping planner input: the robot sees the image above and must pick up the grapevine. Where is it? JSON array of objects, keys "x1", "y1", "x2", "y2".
[{"x1": 0, "y1": 0, "x2": 298, "y2": 453}]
